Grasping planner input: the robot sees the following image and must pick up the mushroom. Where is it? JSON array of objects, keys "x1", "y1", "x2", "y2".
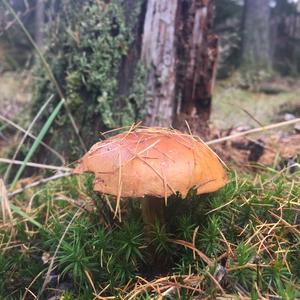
[{"x1": 73, "y1": 127, "x2": 227, "y2": 229}]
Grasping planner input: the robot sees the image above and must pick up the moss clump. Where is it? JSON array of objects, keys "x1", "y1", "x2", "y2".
[
  {"x1": 1, "y1": 171, "x2": 300, "y2": 298},
  {"x1": 31, "y1": 0, "x2": 146, "y2": 162}
]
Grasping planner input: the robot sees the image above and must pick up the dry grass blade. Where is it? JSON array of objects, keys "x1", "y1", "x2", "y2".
[
  {"x1": 192, "y1": 226, "x2": 199, "y2": 260},
  {"x1": 136, "y1": 139, "x2": 161, "y2": 156},
  {"x1": 194, "y1": 133, "x2": 228, "y2": 170},
  {"x1": 0, "y1": 114, "x2": 65, "y2": 164},
  {"x1": 4, "y1": 94, "x2": 55, "y2": 182},
  {"x1": 206, "y1": 198, "x2": 235, "y2": 214},
  {"x1": 269, "y1": 211, "x2": 300, "y2": 236},
  {"x1": 10, "y1": 99, "x2": 65, "y2": 190},
  {"x1": 38, "y1": 206, "x2": 84, "y2": 298},
  {"x1": 185, "y1": 120, "x2": 193, "y2": 136},
  {"x1": 0, "y1": 5, "x2": 35, "y2": 34},
  {"x1": 205, "y1": 270, "x2": 226, "y2": 295},
  {"x1": 22, "y1": 270, "x2": 46, "y2": 300},
  {"x1": 0, "y1": 178, "x2": 12, "y2": 224},
  {"x1": 8, "y1": 172, "x2": 71, "y2": 197},
  {"x1": 124, "y1": 147, "x2": 177, "y2": 195},
  {"x1": 85, "y1": 270, "x2": 97, "y2": 295},
  {"x1": 114, "y1": 152, "x2": 123, "y2": 220},
  {"x1": 129, "y1": 276, "x2": 162, "y2": 299},
  {"x1": 0, "y1": 158, "x2": 72, "y2": 172},
  {"x1": 101, "y1": 122, "x2": 143, "y2": 136},
  {"x1": 172, "y1": 239, "x2": 213, "y2": 265},
  {"x1": 126, "y1": 275, "x2": 205, "y2": 299}
]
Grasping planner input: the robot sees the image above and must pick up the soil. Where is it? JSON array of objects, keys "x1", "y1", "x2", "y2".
[{"x1": 211, "y1": 128, "x2": 300, "y2": 171}]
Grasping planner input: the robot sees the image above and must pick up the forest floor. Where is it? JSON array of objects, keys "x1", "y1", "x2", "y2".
[
  {"x1": 212, "y1": 77, "x2": 300, "y2": 130},
  {"x1": 0, "y1": 71, "x2": 32, "y2": 119},
  {"x1": 211, "y1": 77, "x2": 300, "y2": 175},
  {"x1": 0, "y1": 72, "x2": 300, "y2": 299}
]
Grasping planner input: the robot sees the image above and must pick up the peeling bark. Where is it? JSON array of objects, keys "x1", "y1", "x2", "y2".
[
  {"x1": 174, "y1": 0, "x2": 218, "y2": 136},
  {"x1": 142, "y1": 0, "x2": 178, "y2": 127},
  {"x1": 142, "y1": 0, "x2": 218, "y2": 135}
]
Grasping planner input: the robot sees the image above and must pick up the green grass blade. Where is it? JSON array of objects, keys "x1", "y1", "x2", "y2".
[
  {"x1": 9, "y1": 203, "x2": 43, "y2": 229},
  {"x1": 0, "y1": 114, "x2": 65, "y2": 164},
  {"x1": 4, "y1": 95, "x2": 54, "y2": 182},
  {"x1": 10, "y1": 99, "x2": 65, "y2": 190}
]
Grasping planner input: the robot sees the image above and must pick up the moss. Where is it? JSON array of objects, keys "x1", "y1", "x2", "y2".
[
  {"x1": 31, "y1": 0, "x2": 146, "y2": 162},
  {"x1": 1, "y1": 171, "x2": 300, "y2": 298}
]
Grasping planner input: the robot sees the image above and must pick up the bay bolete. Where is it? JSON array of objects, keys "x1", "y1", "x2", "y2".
[{"x1": 73, "y1": 127, "x2": 227, "y2": 227}]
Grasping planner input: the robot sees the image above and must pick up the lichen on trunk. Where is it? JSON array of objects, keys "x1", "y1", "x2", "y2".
[{"x1": 30, "y1": 0, "x2": 147, "y2": 163}]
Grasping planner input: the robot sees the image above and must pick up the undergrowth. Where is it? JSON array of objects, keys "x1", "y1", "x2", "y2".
[{"x1": 0, "y1": 171, "x2": 300, "y2": 299}]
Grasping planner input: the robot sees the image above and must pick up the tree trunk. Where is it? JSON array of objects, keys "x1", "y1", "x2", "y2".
[
  {"x1": 29, "y1": 0, "x2": 217, "y2": 165},
  {"x1": 35, "y1": 0, "x2": 45, "y2": 48},
  {"x1": 241, "y1": 0, "x2": 272, "y2": 72},
  {"x1": 174, "y1": 0, "x2": 218, "y2": 137},
  {"x1": 142, "y1": 0, "x2": 178, "y2": 127},
  {"x1": 142, "y1": 0, "x2": 218, "y2": 137}
]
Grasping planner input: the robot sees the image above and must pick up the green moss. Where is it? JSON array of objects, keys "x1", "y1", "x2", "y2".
[
  {"x1": 1, "y1": 171, "x2": 300, "y2": 298},
  {"x1": 31, "y1": 0, "x2": 146, "y2": 161}
]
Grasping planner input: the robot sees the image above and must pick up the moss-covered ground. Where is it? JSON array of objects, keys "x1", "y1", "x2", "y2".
[{"x1": 1, "y1": 168, "x2": 299, "y2": 299}]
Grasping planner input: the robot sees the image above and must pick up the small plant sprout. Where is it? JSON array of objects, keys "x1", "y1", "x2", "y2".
[{"x1": 73, "y1": 126, "x2": 227, "y2": 232}]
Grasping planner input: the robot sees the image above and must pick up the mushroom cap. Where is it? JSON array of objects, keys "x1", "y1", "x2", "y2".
[{"x1": 73, "y1": 127, "x2": 227, "y2": 198}]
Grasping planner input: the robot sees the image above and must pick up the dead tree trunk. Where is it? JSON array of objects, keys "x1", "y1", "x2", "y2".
[
  {"x1": 142, "y1": 0, "x2": 178, "y2": 127},
  {"x1": 175, "y1": 1, "x2": 218, "y2": 134},
  {"x1": 142, "y1": 0, "x2": 218, "y2": 137}
]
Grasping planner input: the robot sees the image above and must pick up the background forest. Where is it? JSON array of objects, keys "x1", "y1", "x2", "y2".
[{"x1": 0, "y1": 0, "x2": 300, "y2": 299}]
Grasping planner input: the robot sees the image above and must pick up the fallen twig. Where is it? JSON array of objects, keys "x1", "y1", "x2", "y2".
[
  {"x1": 207, "y1": 118, "x2": 300, "y2": 145},
  {"x1": 8, "y1": 172, "x2": 72, "y2": 197}
]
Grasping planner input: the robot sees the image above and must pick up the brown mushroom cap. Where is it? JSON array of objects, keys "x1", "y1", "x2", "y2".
[{"x1": 73, "y1": 127, "x2": 227, "y2": 198}]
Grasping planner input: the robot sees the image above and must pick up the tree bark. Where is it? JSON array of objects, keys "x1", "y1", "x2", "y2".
[
  {"x1": 142, "y1": 0, "x2": 178, "y2": 127},
  {"x1": 174, "y1": 0, "x2": 218, "y2": 137},
  {"x1": 29, "y1": 0, "x2": 217, "y2": 165},
  {"x1": 242, "y1": 0, "x2": 272, "y2": 72},
  {"x1": 35, "y1": 0, "x2": 45, "y2": 48},
  {"x1": 142, "y1": 0, "x2": 218, "y2": 137}
]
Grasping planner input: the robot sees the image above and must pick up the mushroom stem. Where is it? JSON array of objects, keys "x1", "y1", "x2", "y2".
[{"x1": 141, "y1": 196, "x2": 165, "y2": 231}]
